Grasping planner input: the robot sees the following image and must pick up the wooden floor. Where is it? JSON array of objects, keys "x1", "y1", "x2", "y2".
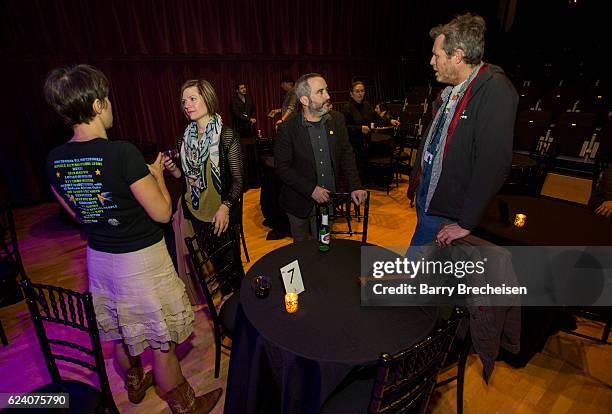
[{"x1": 0, "y1": 177, "x2": 610, "y2": 413}]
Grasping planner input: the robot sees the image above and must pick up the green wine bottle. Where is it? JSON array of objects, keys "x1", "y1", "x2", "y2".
[{"x1": 319, "y1": 204, "x2": 330, "y2": 252}]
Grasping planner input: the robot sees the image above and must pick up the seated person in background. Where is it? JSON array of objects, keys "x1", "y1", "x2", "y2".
[
  {"x1": 374, "y1": 102, "x2": 400, "y2": 127},
  {"x1": 589, "y1": 163, "x2": 612, "y2": 218}
]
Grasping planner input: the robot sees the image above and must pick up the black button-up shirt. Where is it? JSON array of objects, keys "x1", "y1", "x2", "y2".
[{"x1": 303, "y1": 114, "x2": 336, "y2": 192}]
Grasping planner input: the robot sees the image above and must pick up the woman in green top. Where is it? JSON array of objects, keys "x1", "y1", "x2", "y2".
[{"x1": 164, "y1": 79, "x2": 244, "y2": 293}]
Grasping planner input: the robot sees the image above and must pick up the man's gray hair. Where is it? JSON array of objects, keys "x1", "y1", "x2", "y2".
[
  {"x1": 430, "y1": 13, "x2": 486, "y2": 65},
  {"x1": 294, "y1": 73, "x2": 323, "y2": 101}
]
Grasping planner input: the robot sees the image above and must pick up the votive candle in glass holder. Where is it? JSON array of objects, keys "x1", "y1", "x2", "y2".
[
  {"x1": 285, "y1": 292, "x2": 298, "y2": 313},
  {"x1": 514, "y1": 213, "x2": 527, "y2": 228}
]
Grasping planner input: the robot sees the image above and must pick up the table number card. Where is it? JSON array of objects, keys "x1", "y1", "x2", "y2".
[{"x1": 280, "y1": 259, "x2": 305, "y2": 294}]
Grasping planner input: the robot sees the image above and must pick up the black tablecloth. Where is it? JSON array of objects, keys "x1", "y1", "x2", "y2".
[
  {"x1": 474, "y1": 195, "x2": 612, "y2": 367},
  {"x1": 476, "y1": 195, "x2": 612, "y2": 246},
  {"x1": 224, "y1": 239, "x2": 438, "y2": 414},
  {"x1": 242, "y1": 137, "x2": 261, "y2": 189},
  {"x1": 259, "y1": 155, "x2": 290, "y2": 236}
]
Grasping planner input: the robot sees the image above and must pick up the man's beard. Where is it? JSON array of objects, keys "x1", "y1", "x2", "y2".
[{"x1": 309, "y1": 100, "x2": 331, "y2": 116}]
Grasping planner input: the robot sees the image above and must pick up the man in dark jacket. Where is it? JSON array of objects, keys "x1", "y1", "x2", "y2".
[
  {"x1": 230, "y1": 82, "x2": 256, "y2": 138},
  {"x1": 407, "y1": 13, "x2": 518, "y2": 254},
  {"x1": 230, "y1": 82, "x2": 260, "y2": 189},
  {"x1": 274, "y1": 73, "x2": 367, "y2": 241}
]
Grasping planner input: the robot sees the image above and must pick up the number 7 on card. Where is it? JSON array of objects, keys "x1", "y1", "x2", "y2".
[{"x1": 280, "y1": 259, "x2": 305, "y2": 294}]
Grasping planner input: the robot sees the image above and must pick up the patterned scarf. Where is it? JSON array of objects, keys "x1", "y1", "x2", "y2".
[
  {"x1": 180, "y1": 115, "x2": 223, "y2": 210},
  {"x1": 421, "y1": 63, "x2": 484, "y2": 212}
]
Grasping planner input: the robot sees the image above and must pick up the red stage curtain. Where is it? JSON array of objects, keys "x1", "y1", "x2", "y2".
[{"x1": 0, "y1": 0, "x2": 429, "y2": 204}]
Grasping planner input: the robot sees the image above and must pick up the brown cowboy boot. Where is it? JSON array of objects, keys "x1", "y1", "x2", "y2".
[
  {"x1": 165, "y1": 380, "x2": 223, "y2": 414},
  {"x1": 125, "y1": 366, "x2": 154, "y2": 404}
]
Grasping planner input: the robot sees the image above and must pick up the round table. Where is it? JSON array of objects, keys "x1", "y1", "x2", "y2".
[
  {"x1": 474, "y1": 195, "x2": 612, "y2": 367},
  {"x1": 476, "y1": 195, "x2": 612, "y2": 246},
  {"x1": 224, "y1": 239, "x2": 439, "y2": 414}
]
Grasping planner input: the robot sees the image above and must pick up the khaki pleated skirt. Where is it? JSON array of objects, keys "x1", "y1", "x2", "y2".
[{"x1": 87, "y1": 238, "x2": 194, "y2": 356}]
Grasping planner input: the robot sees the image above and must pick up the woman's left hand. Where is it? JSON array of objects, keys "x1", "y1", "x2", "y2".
[{"x1": 212, "y1": 204, "x2": 230, "y2": 236}]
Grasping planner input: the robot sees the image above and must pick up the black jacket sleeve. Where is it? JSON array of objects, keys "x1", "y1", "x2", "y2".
[
  {"x1": 274, "y1": 122, "x2": 317, "y2": 199},
  {"x1": 221, "y1": 128, "x2": 244, "y2": 208},
  {"x1": 458, "y1": 76, "x2": 518, "y2": 230}
]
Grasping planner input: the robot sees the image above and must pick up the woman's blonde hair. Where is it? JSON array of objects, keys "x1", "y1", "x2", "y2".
[{"x1": 180, "y1": 79, "x2": 219, "y2": 116}]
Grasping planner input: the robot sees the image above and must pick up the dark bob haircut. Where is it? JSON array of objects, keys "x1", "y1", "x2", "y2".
[{"x1": 43, "y1": 64, "x2": 110, "y2": 127}]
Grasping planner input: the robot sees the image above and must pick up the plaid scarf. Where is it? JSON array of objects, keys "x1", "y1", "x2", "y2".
[{"x1": 180, "y1": 115, "x2": 222, "y2": 210}]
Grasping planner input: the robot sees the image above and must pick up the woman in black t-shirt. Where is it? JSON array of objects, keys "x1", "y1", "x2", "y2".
[
  {"x1": 163, "y1": 79, "x2": 244, "y2": 294},
  {"x1": 44, "y1": 65, "x2": 222, "y2": 414}
]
